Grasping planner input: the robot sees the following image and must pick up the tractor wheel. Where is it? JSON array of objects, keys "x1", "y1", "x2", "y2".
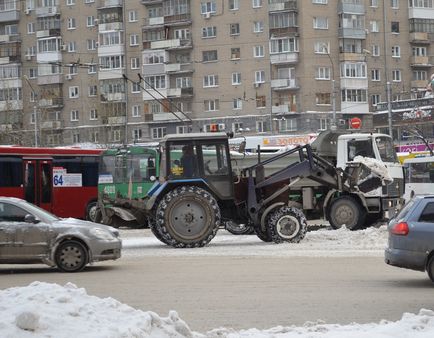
[
  {"x1": 427, "y1": 255, "x2": 434, "y2": 283},
  {"x1": 254, "y1": 212, "x2": 273, "y2": 242},
  {"x1": 329, "y1": 195, "x2": 365, "y2": 230},
  {"x1": 94, "y1": 208, "x2": 102, "y2": 223},
  {"x1": 156, "y1": 186, "x2": 221, "y2": 248},
  {"x1": 86, "y1": 201, "x2": 98, "y2": 222},
  {"x1": 268, "y1": 206, "x2": 307, "y2": 244},
  {"x1": 149, "y1": 217, "x2": 171, "y2": 245},
  {"x1": 225, "y1": 221, "x2": 254, "y2": 235}
]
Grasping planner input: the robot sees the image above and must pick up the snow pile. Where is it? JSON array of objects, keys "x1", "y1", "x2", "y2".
[
  {"x1": 353, "y1": 155, "x2": 393, "y2": 184},
  {"x1": 1, "y1": 282, "x2": 434, "y2": 338},
  {"x1": 122, "y1": 225, "x2": 389, "y2": 258}
]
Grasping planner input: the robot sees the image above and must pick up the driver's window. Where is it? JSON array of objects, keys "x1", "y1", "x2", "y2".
[
  {"x1": 202, "y1": 144, "x2": 228, "y2": 175},
  {"x1": 0, "y1": 202, "x2": 28, "y2": 222},
  {"x1": 348, "y1": 140, "x2": 374, "y2": 161},
  {"x1": 169, "y1": 144, "x2": 198, "y2": 178}
]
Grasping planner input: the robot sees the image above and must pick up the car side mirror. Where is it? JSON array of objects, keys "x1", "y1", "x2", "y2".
[{"x1": 24, "y1": 214, "x2": 38, "y2": 224}]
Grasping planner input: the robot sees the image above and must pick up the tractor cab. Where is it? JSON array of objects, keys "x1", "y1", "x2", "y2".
[{"x1": 159, "y1": 133, "x2": 235, "y2": 200}]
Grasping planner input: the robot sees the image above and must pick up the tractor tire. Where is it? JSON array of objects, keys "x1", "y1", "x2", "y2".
[
  {"x1": 94, "y1": 208, "x2": 102, "y2": 224},
  {"x1": 225, "y1": 221, "x2": 254, "y2": 235},
  {"x1": 329, "y1": 195, "x2": 366, "y2": 230},
  {"x1": 254, "y1": 212, "x2": 273, "y2": 242},
  {"x1": 268, "y1": 206, "x2": 307, "y2": 243},
  {"x1": 427, "y1": 255, "x2": 434, "y2": 283},
  {"x1": 86, "y1": 201, "x2": 98, "y2": 222},
  {"x1": 149, "y1": 217, "x2": 171, "y2": 245},
  {"x1": 156, "y1": 186, "x2": 221, "y2": 248}
]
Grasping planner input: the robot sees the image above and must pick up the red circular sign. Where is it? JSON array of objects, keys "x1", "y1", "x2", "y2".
[{"x1": 350, "y1": 117, "x2": 362, "y2": 129}]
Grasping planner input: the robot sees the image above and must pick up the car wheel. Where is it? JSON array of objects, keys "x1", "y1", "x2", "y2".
[
  {"x1": 427, "y1": 256, "x2": 434, "y2": 282},
  {"x1": 55, "y1": 240, "x2": 88, "y2": 272}
]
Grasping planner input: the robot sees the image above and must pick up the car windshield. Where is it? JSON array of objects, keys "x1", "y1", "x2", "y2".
[
  {"x1": 22, "y1": 202, "x2": 60, "y2": 223},
  {"x1": 375, "y1": 136, "x2": 399, "y2": 163}
]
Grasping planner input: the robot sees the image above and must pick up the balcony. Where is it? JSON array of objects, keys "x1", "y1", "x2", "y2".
[
  {"x1": 272, "y1": 103, "x2": 297, "y2": 114},
  {"x1": 37, "y1": 74, "x2": 63, "y2": 85},
  {"x1": 97, "y1": 0, "x2": 122, "y2": 8},
  {"x1": 143, "y1": 13, "x2": 192, "y2": 27},
  {"x1": 271, "y1": 78, "x2": 298, "y2": 90},
  {"x1": 341, "y1": 102, "x2": 368, "y2": 114},
  {"x1": 340, "y1": 78, "x2": 368, "y2": 89},
  {"x1": 41, "y1": 120, "x2": 63, "y2": 129},
  {"x1": 411, "y1": 80, "x2": 429, "y2": 88},
  {"x1": 0, "y1": 8, "x2": 19, "y2": 23},
  {"x1": 36, "y1": 28, "x2": 61, "y2": 38},
  {"x1": 0, "y1": 100, "x2": 21, "y2": 110},
  {"x1": 339, "y1": 52, "x2": 367, "y2": 62},
  {"x1": 269, "y1": 26, "x2": 298, "y2": 38},
  {"x1": 100, "y1": 93, "x2": 126, "y2": 102},
  {"x1": 98, "y1": 22, "x2": 123, "y2": 32},
  {"x1": 107, "y1": 116, "x2": 126, "y2": 124},
  {"x1": 270, "y1": 52, "x2": 298, "y2": 64},
  {"x1": 165, "y1": 63, "x2": 194, "y2": 74},
  {"x1": 410, "y1": 32, "x2": 430, "y2": 44},
  {"x1": 409, "y1": 7, "x2": 434, "y2": 19},
  {"x1": 410, "y1": 56, "x2": 432, "y2": 67},
  {"x1": 268, "y1": 0, "x2": 297, "y2": 12},
  {"x1": 36, "y1": 6, "x2": 59, "y2": 17},
  {"x1": 146, "y1": 38, "x2": 192, "y2": 50},
  {"x1": 98, "y1": 69, "x2": 124, "y2": 80},
  {"x1": 141, "y1": 0, "x2": 163, "y2": 4},
  {"x1": 38, "y1": 98, "x2": 63, "y2": 108},
  {"x1": 338, "y1": 27, "x2": 366, "y2": 39},
  {"x1": 338, "y1": 2, "x2": 365, "y2": 14}
]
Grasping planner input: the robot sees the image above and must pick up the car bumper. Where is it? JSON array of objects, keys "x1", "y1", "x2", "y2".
[
  {"x1": 384, "y1": 247, "x2": 426, "y2": 272},
  {"x1": 91, "y1": 239, "x2": 122, "y2": 262}
]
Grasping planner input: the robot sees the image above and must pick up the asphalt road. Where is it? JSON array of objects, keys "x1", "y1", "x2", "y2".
[{"x1": 0, "y1": 255, "x2": 433, "y2": 332}]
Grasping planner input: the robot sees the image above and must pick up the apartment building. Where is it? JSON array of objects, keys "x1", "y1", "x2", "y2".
[{"x1": 0, "y1": 0, "x2": 431, "y2": 146}]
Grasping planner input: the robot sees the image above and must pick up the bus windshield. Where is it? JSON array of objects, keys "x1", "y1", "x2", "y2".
[{"x1": 375, "y1": 136, "x2": 398, "y2": 163}]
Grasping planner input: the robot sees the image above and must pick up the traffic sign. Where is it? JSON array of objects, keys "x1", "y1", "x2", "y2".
[{"x1": 350, "y1": 117, "x2": 362, "y2": 129}]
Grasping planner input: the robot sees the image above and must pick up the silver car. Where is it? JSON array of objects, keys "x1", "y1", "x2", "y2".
[
  {"x1": 0, "y1": 197, "x2": 122, "y2": 272},
  {"x1": 385, "y1": 195, "x2": 434, "y2": 282}
]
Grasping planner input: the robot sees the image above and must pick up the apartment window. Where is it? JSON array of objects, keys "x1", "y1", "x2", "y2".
[
  {"x1": 87, "y1": 16, "x2": 95, "y2": 27},
  {"x1": 270, "y1": 38, "x2": 298, "y2": 53},
  {"x1": 202, "y1": 50, "x2": 218, "y2": 62},
  {"x1": 229, "y1": 0, "x2": 239, "y2": 10},
  {"x1": 129, "y1": 10, "x2": 137, "y2": 22},
  {"x1": 130, "y1": 34, "x2": 139, "y2": 46},
  {"x1": 252, "y1": 0, "x2": 262, "y2": 8},
  {"x1": 280, "y1": 119, "x2": 297, "y2": 131},
  {"x1": 85, "y1": 0, "x2": 95, "y2": 3},
  {"x1": 370, "y1": 0, "x2": 378, "y2": 6},
  {"x1": 256, "y1": 95, "x2": 266, "y2": 108},
  {"x1": 370, "y1": 21, "x2": 379, "y2": 32},
  {"x1": 72, "y1": 133, "x2": 80, "y2": 143},
  {"x1": 371, "y1": 94, "x2": 381, "y2": 106},
  {"x1": 132, "y1": 129, "x2": 142, "y2": 141},
  {"x1": 391, "y1": 0, "x2": 399, "y2": 8},
  {"x1": 68, "y1": 41, "x2": 76, "y2": 52},
  {"x1": 391, "y1": 21, "x2": 399, "y2": 33},
  {"x1": 67, "y1": 18, "x2": 76, "y2": 30},
  {"x1": 67, "y1": 0, "x2": 75, "y2": 5},
  {"x1": 232, "y1": 122, "x2": 243, "y2": 132},
  {"x1": 314, "y1": 42, "x2": 329, "y2": 54},
  {"x1": 313, "y1": 0, "x2": 327, "y2": 3},
  {"x1": 256, "y1": 121, "x2": 266, "y2": 132},
  {"x1": 111, "y1": 130, "x2": 121, "y2": 142},
  {"x1": 87, "y1": 39, "x2": 97, "y2": 50},
  {"x1": 88, "y1": 85, "x2": 97, "y2": 96},
  {"x1": 152, "y1": 127, "x2": 166, "y2": 139},
  {"x1": 29, "y1": 68, "x2": 37, "y2": 79},
  {"x1": 372, "y1": 45, "x2": 380, "y2": 56},
  {"x1": 202, "y1": 26, "x2": 217, "y2": 38},
  {"x1": 254, "y1": 45, "x2": 264, "y2": 57},
  {"x1": 233, "y1": 98, "x2": 242, "y2": 110},
  {"x1": 90, "y1": 109, "x2": 98, "y2": 120},
  {"x1": 316, "y1": 67, "x2": 330, "y2": 80},
  {"x1": 316, "y1": 93, "x2": 331, "y2": 105},
  {"x1": 341, "y1": 63, "x2": 366, "y2": 78},
  {"x1": 27, "y1": 22, "x2": 35, "y2": 34},
  {"x1": 90, "y1": 131, "x2": 98, "y2": 143},
  {"x1": 371, "y1": 69, "x2": 381, "y2": 81},
  {"x1": 177, "y1": 126, "x2": 189, "y2": 134},
  {"x1": 341, "y1": 89, "x2": 367, "y2": 102},
  {"x1": 132, "y1": 105, "x2": 140, "y2": 117},
  {"x1": 30, "y1": 91, "x2": 37, "y2": 102},
  {"x1": 230, "y1": 23, "x2": 240, "y2": 36},
  {"x1": 176, "y1": 77, "x2": 192, "y2": 88},
  {"x1": 203, "y1": 75, "x2": 219, "y2": 87},
  {"x1": 69, "y1": 86, "x2": 79, "y2": 98},
  {"x1": 392, "y1": 69, "x2": 401, "y2": 81},
  {"x1": 131, "y1": 82, "x2": 141, "y2": 93},
  {"x1": 201, "y1": 1, "x2": 216, "y2": 14},
  {"x1": 232, "y1": 72, "x2": 241, "y2": 85},
  {"x1": 144, "y1": 75, "x2": 166, "y2": 89},
  {"x1": 99, "y1": 55, "x2": 124, "y2": 70},
  {"x1": 392, "y1": 46, "x2": 401, "y2": 57},
  {"x1": 230, "y1": 47, "x2": 240, "y2": 59},
  {"x1": 413, "y1": 47, "x2": 427, "y2": 56},
  {"x1": 176, "y1": 29, "x2": 190, "y2": 40},
  {"x1": 70, "y1": 110, "x2": 79, "y2": 121},
  {"x1": 253, "y1": 21, "x2": 264, "y2": 33},
  {"x1": 319, "y1": 118, "x2": 328, "y2": 130},
  {"x1": 88, "y1": 64, "x2": 97, "y2": 74},
  {"x1": 69, "y1": 64, "x2": 77, "y2": 75},
  {"x1": 150, "y1": 101, "x2": 161, "y2": 114},
  {"x1": 313, "y1": 17, "x2": 328, "y2": 29},
  {"x1": 413, "y1": 70, "x2": 427, "y2": 81},
  {"x1": 204, "y1": 99, "x2": 219, "y2": 111},
  {"x1": 255, "y1": 70, "x2": 265, "y2": 83},
  {"x1": 131, "y1": 57, "x2": 139, "y2": 69}
]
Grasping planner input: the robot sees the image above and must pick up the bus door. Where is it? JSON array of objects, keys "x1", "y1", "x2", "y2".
[{"x1": 23, "y1": 159, "x2": 53, "y2": 213}]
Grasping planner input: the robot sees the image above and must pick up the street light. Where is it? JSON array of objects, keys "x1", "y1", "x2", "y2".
[{"x1": 322, "y1": 44, "x2": 337, "y2": 131}]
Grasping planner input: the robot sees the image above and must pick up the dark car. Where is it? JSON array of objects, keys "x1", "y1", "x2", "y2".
[
  {"x1": 385, "y1": 195, "x2": 434, "y2": 281},
  {"x1": 0, "y1": 197, "x2": 122, "y2": 272}
]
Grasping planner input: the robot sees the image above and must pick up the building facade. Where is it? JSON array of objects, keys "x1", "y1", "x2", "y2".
[{"x1": 0, "y1": 0, "x2": 431, "y2": 146}]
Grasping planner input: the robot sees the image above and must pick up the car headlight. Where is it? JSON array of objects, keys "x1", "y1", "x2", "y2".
[{"x1": 89, "y1": 228, "x2": 116, "y2": 240}]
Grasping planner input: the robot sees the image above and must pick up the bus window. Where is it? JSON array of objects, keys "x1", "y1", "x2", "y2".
[
  {"x1": 81, "y1": 157, "x2": 99, "y2": 187},
  {"x1": 409, "y1": 162, "x2": 432, "y2": 183},
  {"x1": 41, "y1": 163, "x2": 52, "y2": 203},
  {"x1": 0, "y1": 157, "x2": 22, "y2": 187},
  {"x1": 24, "y1": 162, "x2": 35, "y2": 204}
]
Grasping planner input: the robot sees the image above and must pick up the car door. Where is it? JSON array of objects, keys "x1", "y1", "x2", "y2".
[
  {"x1": 0, "y1": 202, "x2": 17, "y2": 261},
  {"x1": 0, "y1": 202, "x2": 50, "y2": 261},
  {"x1": 410, "y1": 201, "x2": 434, "y2": 253}
]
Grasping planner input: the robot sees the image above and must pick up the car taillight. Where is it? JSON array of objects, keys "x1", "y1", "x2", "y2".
[{"x1": 391, "y1": 222, "x2": 409, "y2": 236}]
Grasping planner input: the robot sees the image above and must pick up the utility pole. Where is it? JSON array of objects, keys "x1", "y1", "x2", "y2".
[
  {"x1": 387, "y1": 81, "x2": 393, "y2": 137},
  {"x1": 324, "y1": 45, "x2": 337, "y2": 130},
  {"x1": 24, "y1": 75, "x2": 38, "y2": 147}
]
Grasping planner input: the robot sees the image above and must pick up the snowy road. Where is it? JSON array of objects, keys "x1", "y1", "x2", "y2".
[{"x1": 1, "y1": 226, "x2": 434, "y2": 333}]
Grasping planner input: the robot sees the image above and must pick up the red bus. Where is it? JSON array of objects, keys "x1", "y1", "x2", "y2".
[{"x1": 0, "y1": 146, "x2": 102, "y2": 220}]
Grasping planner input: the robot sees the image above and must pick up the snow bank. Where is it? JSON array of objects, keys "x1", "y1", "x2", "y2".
[{"x1": 1, "y1": 282, "x2": 434, "y2": 338}]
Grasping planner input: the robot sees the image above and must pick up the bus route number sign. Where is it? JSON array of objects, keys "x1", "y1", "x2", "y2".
[{"x1": 53, "y1": 167, "x2": 82, "y2": 187}]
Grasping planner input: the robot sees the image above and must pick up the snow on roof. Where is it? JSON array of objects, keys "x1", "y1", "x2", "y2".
[{"x1": 1, "y1": 281, "x2": 434, "y2": 337}]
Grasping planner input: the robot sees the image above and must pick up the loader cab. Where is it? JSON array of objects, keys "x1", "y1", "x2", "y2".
[{"x1": 160, "y1": 133, "x2": 235, "y2": 200}]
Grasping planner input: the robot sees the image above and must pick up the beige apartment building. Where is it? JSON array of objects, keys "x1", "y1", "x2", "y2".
[{"x1": 0, "y1": 0, "x2": 431, "y2": 146}]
